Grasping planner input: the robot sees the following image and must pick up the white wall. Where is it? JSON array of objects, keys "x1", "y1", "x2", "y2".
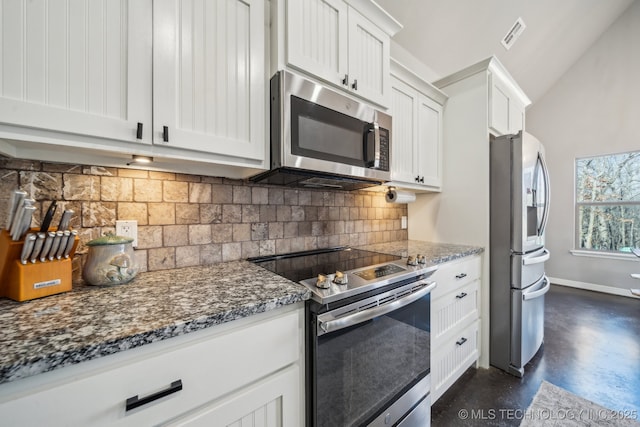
[{"x1": 526, "y1": 0, "x2": 640, "y2": 293}]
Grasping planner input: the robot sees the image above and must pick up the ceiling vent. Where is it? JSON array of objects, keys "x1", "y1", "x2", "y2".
[{"x1": 501, "y1": 17, "x2": 526, "y2": 50}]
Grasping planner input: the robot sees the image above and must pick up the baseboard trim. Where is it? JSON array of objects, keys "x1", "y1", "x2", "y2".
[{"x1": 548, "y1": 277, "x2": 640, "y2": 299}]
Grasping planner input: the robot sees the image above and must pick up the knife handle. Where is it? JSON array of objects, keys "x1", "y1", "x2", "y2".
[
  {"x1": 30, "y1": 232, "x2": 46, "y2": 263},
  {"x1": 48, "y1": 231, "x2": 64, "y2": 261},
  {"x1": 56, "y1": 231, "x2": 71, "y2": 259},
  {"x1": 40, "y1": 231, "x2": 56, "y2": 262},
  {"x1": 58, "y1": 210, "x2": 74, "y2": 232},
  {"x1": 63, "y1": 230, "x2": 78, "y2": 258},
  {"x1": 40, "y1": 200, "x2": 57, "y2": 233},
  {"x1": 20, "y1": 233, "x2": 36, "y2": 265}
]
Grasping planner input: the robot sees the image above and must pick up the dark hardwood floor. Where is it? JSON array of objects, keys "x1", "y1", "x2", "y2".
[{"x1": 431, "y1": 285, "x2": 640, "y2": 426}]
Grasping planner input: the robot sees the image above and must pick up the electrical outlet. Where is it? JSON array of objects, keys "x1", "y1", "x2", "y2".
[
  {"x1": 116, "y1": 220, "x2": 138, "y2": 248},
  {"x1": 401, "y1": 216, "x2": 408, "y2": 230}
]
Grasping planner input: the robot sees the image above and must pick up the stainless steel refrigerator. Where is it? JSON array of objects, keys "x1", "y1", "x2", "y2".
[{"x1": 490, "y1": 131, "x2": 551, "y2": 377}]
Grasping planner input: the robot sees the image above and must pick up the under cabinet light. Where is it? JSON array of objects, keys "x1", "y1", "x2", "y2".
[{"x1": 128, "y1": 155, "x2": 153, "y2": 165}]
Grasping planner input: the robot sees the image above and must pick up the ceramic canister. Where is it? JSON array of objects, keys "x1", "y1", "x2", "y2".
[{"x1": 82, "y1": 234, "x2": 138, "y2": 286}]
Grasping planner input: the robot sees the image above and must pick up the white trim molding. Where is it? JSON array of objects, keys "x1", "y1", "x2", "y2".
[
  {"x1": 569, "y1": 249, "x2": 638, "y2": 261},
  {"x1": 549, "y1": 277, "x2": 640, "y2": 299}
]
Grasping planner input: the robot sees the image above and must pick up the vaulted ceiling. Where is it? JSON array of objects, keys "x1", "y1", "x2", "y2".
[{"x1": 375, "y1": 0, "x2": 636, "y2": 103}]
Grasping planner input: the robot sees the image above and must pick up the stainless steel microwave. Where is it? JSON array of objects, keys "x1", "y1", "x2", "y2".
[{"x1": 250, "y1": 71, "x2": 392, "y2": 190}]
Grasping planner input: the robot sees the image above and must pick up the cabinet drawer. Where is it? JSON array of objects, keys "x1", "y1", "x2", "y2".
[
  {"x1": 431, "y1": 320, "x2": 479, "y2": 403},
  {"x1": 431, "y1": 280, "x2": 479, "y2": 344},
  {"x1": 0, "y1": 309, "x2": 301, "y2": 426},
  {"x1": 431, "y1": 255, "x2": 481, "y2": 299}
]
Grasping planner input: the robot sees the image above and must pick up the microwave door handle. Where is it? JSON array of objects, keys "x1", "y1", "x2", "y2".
[{"x1": 364, "y1": 122, "x2": 381, "y2": 169}]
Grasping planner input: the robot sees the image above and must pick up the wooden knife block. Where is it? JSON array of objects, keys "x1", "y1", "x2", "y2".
[{"x1": 0, "y1": 229, "x2": 78, "y2": 302}]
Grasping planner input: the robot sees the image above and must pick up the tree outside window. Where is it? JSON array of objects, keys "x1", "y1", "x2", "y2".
[{"x1": 576, "y1": 151, "x2": 640, "y2": 252}]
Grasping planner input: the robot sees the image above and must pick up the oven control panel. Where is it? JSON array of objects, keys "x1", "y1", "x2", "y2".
[{"x1": 354, "y1": 263, "x2": 406, "y2": 281}]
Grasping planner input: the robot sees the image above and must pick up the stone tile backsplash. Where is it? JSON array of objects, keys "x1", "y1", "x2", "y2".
[{"x1": 0, "y1": 159, "x2": 408, "y2": 282}]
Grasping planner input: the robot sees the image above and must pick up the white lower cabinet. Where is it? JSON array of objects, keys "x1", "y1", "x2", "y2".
[
  {"x1": 430, "y1": 255, "x2": 481, "y2": 403},
  {"x1": 0, "y1": 305, "x2": 304, "y2": 426}
]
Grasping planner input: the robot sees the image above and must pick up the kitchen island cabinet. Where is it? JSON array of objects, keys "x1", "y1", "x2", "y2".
[
  {"x1": 0, "y1": 0, "x2": 267, "y2": 179},
  {"x1": 0, "y1": 261, "x2": 309, "y2": 426}
]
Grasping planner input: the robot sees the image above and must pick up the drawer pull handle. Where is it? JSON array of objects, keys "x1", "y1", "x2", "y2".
[
  {"x1": 456, "y1": 292, "x2": 468, "y2": 299},
  {"x1": 456, "y1": 337, "x2": 468, "y2": 346},
  {"x1": 455, "y1": 273, "x2": 467, "y2": 279},
  {"x1": 126, "y1": 379, "x2": 183, "y2": 411}
]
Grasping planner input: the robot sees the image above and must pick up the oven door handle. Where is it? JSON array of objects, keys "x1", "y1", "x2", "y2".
[{"x1": 318, "y1": 281, "x2": 437, "y2": 336}]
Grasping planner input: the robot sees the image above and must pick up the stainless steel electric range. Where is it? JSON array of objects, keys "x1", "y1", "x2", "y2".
[{"x1": 251, "y1": 247, "x2": 438, "y2": 427}]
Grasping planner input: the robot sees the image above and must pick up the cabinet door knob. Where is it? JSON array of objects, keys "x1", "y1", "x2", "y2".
[
  {"x1": 455, "y1": 273, "x2": 467, "y2": 279},
  {"x1": 136, "y1": 122, "x2": 143, "y2": 140},
  {"x1": 352, "y1": 79, "x2": 358, "y2": 90},
  {"x1": 419, "y1": 176, "x2": 424, "y2": 183},
  {"x1": 125, "y1": 379, "x2": 183, "y2": 411},
  {"x1": 342, "y1": 74, "x2": 349, "y2": 86},
  {"x1": 415, "y1": 176, "x2": 420, "y2": 182},
  {"x1": 163, "y1": 126, "x2": 169, "y2": 142},
  {"x1": 456, "y1": 337, "x2": 468, "y2": 346}
]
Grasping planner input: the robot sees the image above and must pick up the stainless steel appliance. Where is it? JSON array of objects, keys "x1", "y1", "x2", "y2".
[
  {"x1": 490, "y1": 131, "x2": 551, "y2": 377},
  {"x1": 251, "y1": 247, "x2": 437, "y2": 427},
  {"x1": 249, "y1": 71, "x2": 392, "y2": 190}
]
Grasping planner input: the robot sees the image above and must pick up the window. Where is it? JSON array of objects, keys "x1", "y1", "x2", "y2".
[{"x1": 576, "y1": 151, "x2": 640, "y2": 252}]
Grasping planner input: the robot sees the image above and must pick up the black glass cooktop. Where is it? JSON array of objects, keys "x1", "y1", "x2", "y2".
[{"x1": 249, "y1": 247, "x2": 402, "y2": 283}]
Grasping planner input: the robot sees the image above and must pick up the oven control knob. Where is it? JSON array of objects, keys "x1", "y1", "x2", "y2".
[
  {"x1": 407, "y1": 256, "x2": 417, "y2": 266},
  {"x1": 417, "y1": 254, "x2": 426, "y2": 264},
  {"x1": 333, "y1": 271, "x2": 348, "y2": 285},
  {"x1": 316, "y1": 274, "x2": 331, "y2": 289}
]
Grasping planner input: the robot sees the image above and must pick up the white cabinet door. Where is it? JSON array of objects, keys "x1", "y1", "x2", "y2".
[
  {"x1": 153, "y1": 0, "x2": 265, "y2": 161},
  {"x1": 390, "y1": 73, "x2": 444, "y2": 190},
  {"x1": 416, "y1": 94, "x2": 443, "y2": 188},
  {"x1": 0, "y1": 0, "x2": 152, "y2": 143},
  {"x1": 390, "y1": 76, "x2": 418, "y2": 185},
  {"x1": 347, "y1": 6, "x2": 390, "y2": 107},
  {"x1": 509, "y1": 98, "x2": 525, "y2": 133},
  {"x1": 285, "y1": 0, "x2": 390, "y2": 107},
  {"x1": 166, "y1": 364, "x2": 301, "y2": 427},
  {"x1": 286, "y1": 0, "x2": 348, "y2": 89},
  {"x1": 488, "y1": 72, "x2": 511, "y2": 136}
]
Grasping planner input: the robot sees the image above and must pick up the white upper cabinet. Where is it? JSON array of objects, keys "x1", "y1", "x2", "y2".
[
  {"x1": 153, "y1": 0, "x2": 265, "y2": 161},
  {"x1": 389, "y1": 60, "x2": 447, "y2": 192},
  {"x1": 488, "y1": 69, "x2": 528, "y2": 136},
  {"x1": 283, "y1": 0, "x2": 400, "y2": 107},
  {"x1": 0, "y1": 0, "x2": 152, "y2": 143},
  {"x1": 0, "y1": 0, "x2": 267, "y2": 178},
  {"x1": 435, "y1": 57, "x2": 530, "y2": 138},
  {"x1": 286, "y1": 0, "x2": 348, "y2": 88}
]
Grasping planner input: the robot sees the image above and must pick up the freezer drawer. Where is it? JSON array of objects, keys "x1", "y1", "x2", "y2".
[
  {"x1": 510, "y1": 275, "x2": 550, "y2": 375},
  {"x1": 511, "y1": 247, "x2": 549, "y2": 289}
]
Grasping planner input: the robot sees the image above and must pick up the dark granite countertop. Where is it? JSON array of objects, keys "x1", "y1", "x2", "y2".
[
  {"x1": 356, "y1": 240, "x2": 484, "y2": 262},
  {"x1": 0, "y1": 240, "x2": 482, "y2": 387},
  {"x1": 0, "y1": 260, "x2": 309, "y2": 385}
]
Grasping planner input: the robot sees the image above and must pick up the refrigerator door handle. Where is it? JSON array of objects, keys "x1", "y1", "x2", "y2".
[
  {"x1": 522, "y1": 248, "x2": 550, "y2": 265},
  {"x1": 538, "y1": 152, "x2": 551, "y2": 237},
  {"x1": 523, "y1": 277, "x2": 550, "y2": 301}
]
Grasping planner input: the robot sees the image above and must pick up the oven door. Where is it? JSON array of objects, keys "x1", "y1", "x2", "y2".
[{"x1": 309, "y1": 280, "x2": 436, "y2": 427}]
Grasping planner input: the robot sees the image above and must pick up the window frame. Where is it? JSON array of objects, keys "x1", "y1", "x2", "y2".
[{"x1": 574, "y1": 150, "x2": 640, "y2": 254}]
